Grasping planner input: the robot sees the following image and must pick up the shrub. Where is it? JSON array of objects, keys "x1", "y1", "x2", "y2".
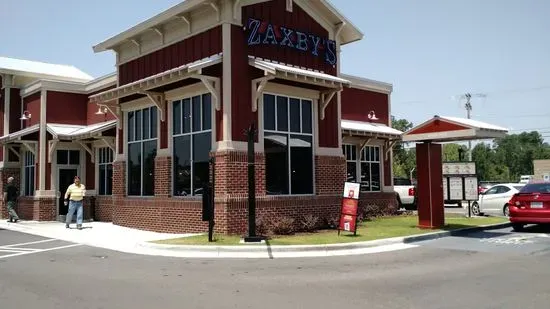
[
  {"x1": 256, "y1": 214, "x2": 270, "y2": 236},
  {"x1": 299, "y1": 214, "x2": 319, "y2": 232},
  {"x1": 270, "y1": 216, "x2": 295, "y2": 235},
  {"x1": 320, "y1": 213, "x2": 340, "y2": 230}
]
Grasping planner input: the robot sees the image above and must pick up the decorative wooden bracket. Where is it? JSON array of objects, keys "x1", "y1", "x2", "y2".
[
  {"x1": 139, "y1": 91, "x2": 166, "y2": 122},
  {"x1": 319, "y1": 87, "x2": 341, "y2": 120},
  {"x1": 100, "y1": 137, "x2": 116, "y2": 152},
  {"x1": 251, "y1": 76, "x2": 275, "y2": 112},
  {"x1": 384, "y1": 140, "x2": 397, "y2": 161},
  {"x1": 77, "y1": 141, "x2": 94, "y2": 163},
  {"x1": 48, "y1": 139, "x2": 59, "y2": 163},
  {"x1": 151, "y1": 27, "x2": 164, "y2": 44},
  {"x1": 197, "y1": 76, "x2": 221, "y2": 111},
  {"x1": 7, "y1": 145, "x2": 20, "y2": 160},
  {"x1": 20, "y1": 141, "x2": 36, "y2": 156},
  {"x1": 97, "y1": 101, "x2": 120, "y2": 120},
  {"x1": 175, "y1": 14, "x2": 191, "y2": 34},
  {"x1": 208, "y1": 2, "x2": 220, "y2": 22},
  {"x1": 359, "y1": 138, "x2": 372, "y2": 151}
]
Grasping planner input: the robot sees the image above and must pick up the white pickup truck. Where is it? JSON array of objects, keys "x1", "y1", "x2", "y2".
[{"x1": 394, "y1": 177, "x2": 417, "y2": 210}]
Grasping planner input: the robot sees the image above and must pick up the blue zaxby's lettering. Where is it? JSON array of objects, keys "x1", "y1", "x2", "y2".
[{"x1": 246, "y1": 18, "x2": 337, "y2": 66}]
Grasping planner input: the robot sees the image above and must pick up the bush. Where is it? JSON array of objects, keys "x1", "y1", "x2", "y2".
[
  {"x1": 256, "y1": 214, "x2": 270, "y2": 236},
  {"x1": 320, "y1": 213, "x2": 340, "y2": 230},
  {"x1": 299, "y1": 214, "x2": 319, "y2": 232},
  {"x1": 270, "y1": 216, "x2": 295, "y2": 235}
]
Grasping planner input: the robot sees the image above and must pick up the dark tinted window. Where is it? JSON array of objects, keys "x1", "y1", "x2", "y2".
[
  {"x1": 520, "y1": 183, "x2": 550, "y2": 193},
  {"x1": 394, "y1": 178, "x2": 412, "y2": 186}
]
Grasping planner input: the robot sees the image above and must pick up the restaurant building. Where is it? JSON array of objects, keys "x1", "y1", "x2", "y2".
[{"x1": 1, "y1": 0, "x2": 402, "y2": 234}]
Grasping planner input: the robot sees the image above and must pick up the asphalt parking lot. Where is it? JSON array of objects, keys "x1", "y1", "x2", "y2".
[{"x1": 0, "y1": 228, "x2": 81, "y2": 260}]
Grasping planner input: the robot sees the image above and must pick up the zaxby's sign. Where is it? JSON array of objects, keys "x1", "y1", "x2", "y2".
[{"x1": 246, "y1": 18, "x2": 337, "y2": 66}]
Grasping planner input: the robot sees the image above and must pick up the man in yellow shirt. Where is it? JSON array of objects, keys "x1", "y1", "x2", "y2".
[{"x1": 64, "y1": 175, "x2": 86, "y2": 230}]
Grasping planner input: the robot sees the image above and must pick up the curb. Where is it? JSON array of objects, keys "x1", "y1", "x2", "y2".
[{"x1": 138, "y1": 222, "x2": 513, "y2": 255}]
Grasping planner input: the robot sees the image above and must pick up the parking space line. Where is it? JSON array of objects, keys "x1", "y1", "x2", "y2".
[
  {"x1": 0, "y1": 249, "x2": 34, "y2": 253},
  {"x1": 0, "y1": 243, "x2": 83, "y2": 259},
  {"x1": 1, "y1": 239, "x2": 58, "y2": 247}
]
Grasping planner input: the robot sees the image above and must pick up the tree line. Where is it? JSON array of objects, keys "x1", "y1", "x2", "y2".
[{"x1": 391, "y1": 116, "x2": 550, "y2": 182}]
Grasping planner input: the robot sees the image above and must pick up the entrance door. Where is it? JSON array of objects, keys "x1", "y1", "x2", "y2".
[{"x1": 58, "y1": 168, "x2": 78, "y2": 220}]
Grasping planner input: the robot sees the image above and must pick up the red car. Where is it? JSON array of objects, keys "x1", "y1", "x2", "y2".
[{"x1": 508, "y1": 181, "x2": 550, "y2": 231}]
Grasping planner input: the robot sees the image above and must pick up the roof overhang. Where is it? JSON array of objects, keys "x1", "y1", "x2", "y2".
[
  {"x1": 249, "y1": 56, "x2": 350, "y2": 120},
  {"x1": 302, "y1": 0, "x2": 363, "y2": 45},
  {"x1": 339, "y1": 73, "x2": 393, "y2": 94},
  {"x1": 0, "y1": 124, "x2": 40, "y2": 144},
  {"x1": 47, "y1": 120, "x2": 117, "y2": 141},
  {"x1": 341, "y1": 119, "x2": 403, "y2": 140},
  {"x1": 19, "y1": 73, "x2": 118, "y2": 98},
  {"x1": 89, "y1": 54, "x2": 222, "y2": 121},
  {"x1": 402, "y1": 115, "x2": 509, "y2": 143}
]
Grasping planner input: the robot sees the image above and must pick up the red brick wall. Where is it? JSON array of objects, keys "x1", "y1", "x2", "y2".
[
  {"x1": 154, "y1": 156, "x2": 171, "y2": 197},
  {"x1": 16, "y1": 197, "x2": 56, "y2": 221},
  {"x1": 213, "y1": 150, "x2": 265, "y2": 197},
  {"x1": 315, "y1": 155, "x2": 346, "y2": 195},
  {"x1": 94, "y1": 196, "x2": 114, "y2": 221}
]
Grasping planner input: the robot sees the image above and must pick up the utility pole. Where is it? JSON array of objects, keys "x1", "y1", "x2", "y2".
[{"x1": 457, "y1": 93, "x2": 486, "y2": 161}]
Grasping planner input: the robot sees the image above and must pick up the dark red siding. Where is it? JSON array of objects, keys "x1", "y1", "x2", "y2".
[
  {"x1": 317, "y1": 97, "x2": 339, "y2": 148},
  {"x1": 242, "y1": 0, "x2": 336, "y2": 75},
  {"x1": 341, "y1": 87, "x2": 389, "y2": 125},
  {"x1": 118, "y1": 26, "x2": 222, "y2": 85},
  {"x1": 384, "y1": 155, "x2": 391, "y2": 186},
  {"x1": 407, "y1": 119, "x2": 469, "y2": 135},
  {"x1": 230, "y1": 25, "x2": 262, "y2": 142},
  {"x1": 22, "y1": 93, "x2": 41, "y2": 128},
  {"x1": 88, "y1": 85, "x2": 117, "y2": 125},
  {"x1": 9, "y1": 88, "x2": 21, "y2": 133},
  {"x1": 46, "y1": 91, "x2": 87, "y2": 125}
]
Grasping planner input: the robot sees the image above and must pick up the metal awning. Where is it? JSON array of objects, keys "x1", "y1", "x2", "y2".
[
  {"x1": 249, "y1": 56, "x2": 350, "y2": 120},
  {"x1": 88, "y1": 53, "x2": 223, "y2": 121},
  {"x1": 46, "y1": 120, "x2": 117, "y2": 163},
  {"x1": 341, "y1": 119, "x2": 403, "y2": 140},
  {"x1": 47, "y1": 120, "x2": 116, "y2": 141},
  {"x1": 0, "y1": 124, "x2": 39, "y2": 144}
]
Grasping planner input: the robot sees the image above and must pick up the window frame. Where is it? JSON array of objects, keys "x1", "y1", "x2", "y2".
[
  {"x1": 22, "y1": 150, "x2": 35, "y2": 196},
  {"x1": 342, "y1": 143, "x2": 382, "y2": 193},
  {"x1": 126, "y1": 106, "x2": 158, "y2": 197},
  {"x1": 171, "y1": 92, "x2": 213, "y2": 197},
  {"x1": 97, "y1": 147, "x2": 114, "y2": 196},
  {"x1": 262, "y1": 92, "x2": 315, "y2": 196}
]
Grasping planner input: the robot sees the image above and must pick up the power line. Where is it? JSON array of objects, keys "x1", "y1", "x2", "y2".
[{"x1": 455, "y1": 93, "x2": 486, "y2": 161}]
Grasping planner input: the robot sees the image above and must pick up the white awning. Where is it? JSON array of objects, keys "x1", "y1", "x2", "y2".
[
  {"x1": 47, "y1": 120, "x2": 117, "y2": 140},
  {"x1": 0, "y1": 124, "x2": 40, "y2": 144},
  {"x1": 341, "y1": 119, "x2": 403, "y2": 139},
  {"x1": 249, "y1": 56, "x2": 350, "y2": 89},
  {"x1": 89, "y1": 54, "x2": 222, "y2": 105},
  {"x1": 265, "y1": 135, "x2": 311, "y2": 148}
]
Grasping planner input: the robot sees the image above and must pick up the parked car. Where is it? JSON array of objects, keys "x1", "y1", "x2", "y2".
[
  {"x1": 478, "y1": 181, "x2": 501, "y2": 194},
  {"x1": 508, "y1": 181, "x2": 550, "y2": 231},
  {"x1": 394, "y1": 177, "x2": 416, "y2": 210},
  {"x1": 471, "y1": 183, "x2": 525, "y2": 216}
]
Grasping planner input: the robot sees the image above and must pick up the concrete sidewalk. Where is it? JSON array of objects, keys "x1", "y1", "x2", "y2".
[{"x1": 0, "y1": 220, "x2": 512, "y2": 259}]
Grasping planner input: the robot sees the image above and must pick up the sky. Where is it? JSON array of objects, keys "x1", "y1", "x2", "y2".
[{"x1": 0, "y1": 0, "x2": 549, "y2": 142}]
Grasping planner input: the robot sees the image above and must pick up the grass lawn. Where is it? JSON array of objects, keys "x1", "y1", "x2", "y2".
[{"x1": 152, "y1": 215, "x2": 508, "y2": 246}]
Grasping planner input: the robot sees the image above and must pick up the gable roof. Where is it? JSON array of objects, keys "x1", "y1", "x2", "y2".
[
  {"x1": 402, "y1": 115, "x2": 508, "y2": 143},
  {"x1": 93, "y1": 0, "x2": 363, "y2": 53},
  {"x1": 0, "y1": 56, "x2": 93, "y2": 83}
]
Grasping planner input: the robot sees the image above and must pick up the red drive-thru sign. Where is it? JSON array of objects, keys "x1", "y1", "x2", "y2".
[{"x1": 338, "y1": 182, "x2": 360, "y2": 235}]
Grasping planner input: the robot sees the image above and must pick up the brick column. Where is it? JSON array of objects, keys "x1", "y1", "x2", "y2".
[
  {"x1": 112, "y1": 161, "x2": 126, "y2": 197},
  {"x1": 154, "y1": 155, "x2": 171, "y2": 197},
  {"x1": 315, "y1": 155, "x2": 346, "y2": 195},
  {"x1": 212, "y1": 150, "x2": 265, "y2": 197}
]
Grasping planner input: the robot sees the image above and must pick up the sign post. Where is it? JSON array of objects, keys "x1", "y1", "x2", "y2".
[
  {"x1": 442, "y1": 161, "x2": 479, "y2": 218},
  {"x1": 338, "y1": 182, "x2": 361, "y2": 236},
  {"x1": 201, "y1": 157, "x2": 216, "y2": 242},
  {"x1": 244, "y1": 123, "x2": 264, "y2": 243}
]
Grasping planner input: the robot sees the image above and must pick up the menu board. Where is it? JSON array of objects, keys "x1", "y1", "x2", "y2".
[
  {"x1": 464, "y1": 177, "x2": 479, "y2": 201},
  {"x1": 442, "y1": 162, "x2": 476, "y2": 175},
  {"x1": 442, "y1": 177, "x2": 448, "y2": 200},
  {"x1": 449, "y1": 177, "x2": 463, "y2": 200}
]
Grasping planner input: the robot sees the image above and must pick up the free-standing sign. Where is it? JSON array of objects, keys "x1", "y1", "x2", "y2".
[
  {"x1": 442, "y1": 161, "x2": 479, "y2": 201},
  {"x1": 245, "y1": 18, "x2": 338, "y2": 66},
  {"x1": 338, "y1": 182, "x2": 360, "y2": 235}
]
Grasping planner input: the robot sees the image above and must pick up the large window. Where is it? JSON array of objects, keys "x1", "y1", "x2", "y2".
[
  {"x1": 172, "y1": 93, "x2": 212, "y2": 196},
  {"x1": 342, "y1": 144, "x2": 381, "y2": 192},
  {"x1": 56, "y1": 150, "x2": 80, "y2": 165},
  {"x1": 263, "y1": 93, "x2": 313, "y2": 195},
  {"x1": 98, "y1": 147, "x2": 113, "y2": 195},
  {"x1": 23, "y1": 151, "x2": 35, "y2": 196},
  {"x1": 127, "y1": 106, "x2": 158, "y2": 196}
]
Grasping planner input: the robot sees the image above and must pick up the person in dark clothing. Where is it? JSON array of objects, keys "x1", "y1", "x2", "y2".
[{"x1": 4, "y1": 177, "x2": 19, "y2": 223}]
